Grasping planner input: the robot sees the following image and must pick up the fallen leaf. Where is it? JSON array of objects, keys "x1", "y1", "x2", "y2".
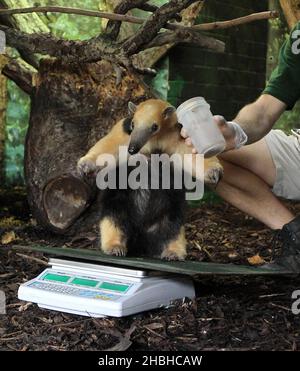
[
  {"x1": 18, "y1": 302, "x2": 33, "y2": 312},
  {"x1": 1, "y1": 231, "x2": 17, "y2": 245},
  {"x1": 247, "y1": 254, "x2": 265, "y2": 266}
]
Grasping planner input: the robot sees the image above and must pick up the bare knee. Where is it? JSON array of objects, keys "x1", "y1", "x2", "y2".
[
  {"x1": 217, "y1": 158, "x2": 272, "y2": 196},
  {"x1": 218, "y1": 139, "x2": 276, "y2": 186}
]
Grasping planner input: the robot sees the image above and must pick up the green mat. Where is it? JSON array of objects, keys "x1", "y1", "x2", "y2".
[{"x1": 12, "y1": 245, "x2": 296, "y2": 276}]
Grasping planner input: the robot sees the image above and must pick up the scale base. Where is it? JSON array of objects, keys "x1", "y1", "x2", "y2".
[
  {"x1": 18, "y1": 258, "x2": 195, "y2": 318},
  {"x1": 38, "y1": 304, "x2": 106, "y2": 318}
]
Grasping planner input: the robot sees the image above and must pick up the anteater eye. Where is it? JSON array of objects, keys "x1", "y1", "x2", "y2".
[
  {"x1": 151, "y1": 123, "x2": 159, "y2": 132},
  {"x1": 123, "y1": 118, "x2": 134, "y2": 135}
]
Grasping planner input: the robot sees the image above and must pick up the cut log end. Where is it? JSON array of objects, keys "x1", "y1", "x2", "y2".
[{"x1": 43, "y1": 175, "x2": 94, "y2": 232}]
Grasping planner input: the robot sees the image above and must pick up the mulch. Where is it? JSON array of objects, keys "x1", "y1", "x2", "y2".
[{"x1": 0, "y1": 187, "x2": 300, "y2": 351}]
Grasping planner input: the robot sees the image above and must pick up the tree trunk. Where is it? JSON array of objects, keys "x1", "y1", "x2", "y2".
[
  {"x1": 0, "y1": 56, "x2": 6, "y2": 184},
  {"x1": 2, "y1": 0, "x2": 204, "y2": 234},
  {"x1": 25, "y1": 59, "x2": 153, "y2": 235}
]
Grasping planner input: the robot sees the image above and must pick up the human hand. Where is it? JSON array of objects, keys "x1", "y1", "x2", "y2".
[{"x1": 181, "y1": 115, "x2": 248, "y2": 153}]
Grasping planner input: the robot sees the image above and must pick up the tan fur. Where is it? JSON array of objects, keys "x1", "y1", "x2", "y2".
[
  {"x1": 100, "y1": 217, "x2": 127, "y2": 256},
  {"x1": 78, "y1": 119, "x2": 130, "y2": 166},
  {"x1": 79, "y1": 99, "x2": 222, "y2": 261},
  {"x1": 134, "y1": 100, "x2": 223, "y2": 184},
  {"x1": 161, "y1": 227, "x2": 187, "y2": 261},
  {"x1": 78, "y1": 99, "x2": 223, "y2": 185}
]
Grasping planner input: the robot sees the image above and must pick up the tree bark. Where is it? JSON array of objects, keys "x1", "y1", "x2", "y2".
[
  {"x1": 135, "y1": 0, "x2": 204, "y2": 70},
  {"x1": 0, "y1": 0, "x2": 49, "y2": 68},
  {"x1": 25, "y1": 59, "x2": 154, "y2": 234},
  {"x1": 2, "y1": 59, "x2": 34, "y2": 95}
]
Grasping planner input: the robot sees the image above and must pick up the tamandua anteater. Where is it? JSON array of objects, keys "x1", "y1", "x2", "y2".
[{"x1": 78, "y1": 99, "x2": 223, "y2": 260}]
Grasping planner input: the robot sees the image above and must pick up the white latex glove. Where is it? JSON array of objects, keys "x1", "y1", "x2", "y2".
[
  {"x1": 214, "y1": 115, "x2": 248, "y2": 151},
  {"x1": 181, "y1": 116, "x2": 248, "y2": 152}
]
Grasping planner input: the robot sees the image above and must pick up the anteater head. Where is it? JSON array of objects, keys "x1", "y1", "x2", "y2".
[{"x1": 124, "y1": 99, "x2": 178, "y2": 155}]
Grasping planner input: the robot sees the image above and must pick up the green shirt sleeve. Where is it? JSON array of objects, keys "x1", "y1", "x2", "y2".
[{"x1": 263, "y1": 22, "x2": 300, "y2": 110}]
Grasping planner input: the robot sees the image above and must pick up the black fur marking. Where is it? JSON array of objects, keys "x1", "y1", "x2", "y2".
[
  {"x1": 123, "y1": 118, "x2": 133, "y2": 135},
  {"x1": 176, "y1": 122, "x2": 183, "y2": 130},
  {"x1": 99, "y1": 155, "x2": 187, "y2": 258}
]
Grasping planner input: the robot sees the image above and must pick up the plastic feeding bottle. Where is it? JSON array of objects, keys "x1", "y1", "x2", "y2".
[{"x1": 176, "y1": 97, "x2": 226, "y2": 157}]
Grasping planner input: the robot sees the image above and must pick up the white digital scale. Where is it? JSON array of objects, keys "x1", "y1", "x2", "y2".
[{"x1": 18, "y1": 258, "x2": 195, "y2": 318}]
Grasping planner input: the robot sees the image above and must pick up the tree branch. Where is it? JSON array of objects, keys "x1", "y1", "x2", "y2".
[
  {"x1": 0, "y1": 7, "x2": 279, "y2": 72},
  {"x1": 138, "y1": 3, "x2": 158, "y2": 13},
  {"x1": 122, "y1": 0, "x2": 199, "y2": 56},
  {"x1": 193, "y1": 10, "x2": 279, "y2": 31},
  {"x1": 145, "y1": 30, "x2": 225, "y2": 53},
  {"x1": 135, "y1": 1, "x2": 204, "y2": 71},
  {"x1": 0, "y1": 25, "x2": 120, "y2": 65},
  {"x1": 0, "y1": 1, "x2": 39, "y2": 68},
  {"x1": 0, "y1": 25, "x2": 80, "y2": 56},
  {"x1": 0, "y1": 6, "x2": 145, "y2": 25},
  {"x1": 138, "y1": 3, "x2": 182, "y2": 22},
  {"x1": 2, "y1": 58, "x2": 34, "y2": 94},
  {"x1": 0, "y1": 7, "x2": 279, "y2": 33},
  {"x1": 105, "y1": 0, "x2": 149, "y2": 40}
]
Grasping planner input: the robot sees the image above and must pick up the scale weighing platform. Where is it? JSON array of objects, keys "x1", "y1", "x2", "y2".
[{"x1": 18, "y1": 258, "x2": 195, "y2": 318}]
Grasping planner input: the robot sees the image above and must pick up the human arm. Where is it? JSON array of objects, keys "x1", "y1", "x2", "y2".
[
  {"x1": 218, "y1": 94, "x2": 287, "y2": 149},
  {"x1": 182, "y1": 22, "x2": 300, "y2": 151}
]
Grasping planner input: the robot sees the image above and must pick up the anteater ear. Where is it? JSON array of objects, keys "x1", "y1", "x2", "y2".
[
  {"x1": 128, "y1": 101, "x2": 137, "y2": 116},
  {"x1": 163, "y1": 106, "x2": 176, "y2": 120}
]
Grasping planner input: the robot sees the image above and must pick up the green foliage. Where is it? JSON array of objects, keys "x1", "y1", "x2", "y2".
[
  {"x1": 5, "y1": 80, "x2": 30, "y2": 184},
  {"x1": 274, "y1": 101, "x2": 300, "y2": 132},
  {"x1": 144, "y1": 57, "x2": 170, "y2": 100},
  {"x1": 188, "y1": 189, "x2": 222, "y2": 208},
  {"x1": 43, "y1": 0, "x2": 102, "y2": 40}
]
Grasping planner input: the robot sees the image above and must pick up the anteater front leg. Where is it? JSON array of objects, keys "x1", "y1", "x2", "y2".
[
  {"x1": 161, "y1": 227, "x2": 187, "y2": 261},
  {"x1": 99, "y1": 217, "x2": 128, "y2": 257},
  {"x1": 77, "y1": 119, "x2": 130, "y2": 176},
  {"x1": 204, "y1": 157, "x2": 224, "y2": 187},
  {"x1": 168, "y1": 141, "x2": 224, "y2": 187}
]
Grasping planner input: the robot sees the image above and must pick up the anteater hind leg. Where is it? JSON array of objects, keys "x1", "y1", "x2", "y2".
[
  {"x1": 100, "y1": 217, "x2": 127, "y2": 257},
  {"x1": 161, "y1": 227, "x2": 187, "y2": 261}
]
